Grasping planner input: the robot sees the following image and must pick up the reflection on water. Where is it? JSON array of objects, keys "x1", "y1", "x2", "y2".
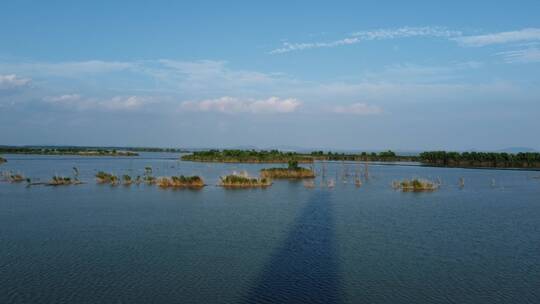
[{"x1": 244, "y1": 191, "x2": 341, "y2": 304}]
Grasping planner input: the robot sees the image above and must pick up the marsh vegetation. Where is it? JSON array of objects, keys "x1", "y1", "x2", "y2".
[
  {"x1": 392, "y1": 178, "x2": 439, "y2": 192},
  {"x1": 219, "y1": 171, "x2": 272, "y2": 188},
  {"x1": 157, "y1": 176, "x2": 205, "y2": 188}
]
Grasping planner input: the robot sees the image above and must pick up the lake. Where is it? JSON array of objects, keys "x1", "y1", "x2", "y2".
[{"x1": 1, "y1": 153, "x2": 539, "y2": 303}]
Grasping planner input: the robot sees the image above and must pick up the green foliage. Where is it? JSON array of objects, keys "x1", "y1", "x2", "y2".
[
  {"x1": 378, "y1": 150, "x2": 396, "y2": 158},
  {"x1": 170, "y1": 175, "x2": 203, "y2": 184},
  {"x1": 420, "y1": 151, "x2": 540, "y2": 168},
  {"x1": 182, "y1": 149, "x2": 313, "y2": 163},
  {"x1": 288, "y1": 160, "x2": 299, "y2": 170}
]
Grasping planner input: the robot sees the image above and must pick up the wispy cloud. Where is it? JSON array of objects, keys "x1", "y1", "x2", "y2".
[
  {"x1": 332, "y1": 103, "x2": 382, "y2": 115},
  {"x1": 1, "y1": 59, "x2": 296, "y2": 100},
  {"x1": 0, "y1": 74, "x2": 31, "y2": 90},
  {"x1": 270, "y1": 37, "x2": 361, "y2": 54},
  {"x1": 455, "y1": 28, "x2": 540, "y2": 47},
  {"x1": 497, "y1": 48, "x2": 540, "y2": 63},
  {"x1": 270, "y1": 26, "x2": 461, "y2": 54},
  {"x1": 180, "y1": 96, "x2": 301, "y2": 114},
  {"x1": 44, "y1": 94, "x2": 82, "y2": 104},
  {"x1": 351, "y1": 26, "x2": 460, "y2": 40}
]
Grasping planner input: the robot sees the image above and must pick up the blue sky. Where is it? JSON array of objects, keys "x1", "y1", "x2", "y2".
[{"x1": 1, "y1": 0, "x2": 539, "y2": 150}]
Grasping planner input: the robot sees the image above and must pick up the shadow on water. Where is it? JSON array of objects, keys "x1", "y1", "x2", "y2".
[{"x1": 243, "y1": 190, "x2": 342, "y2": 304}]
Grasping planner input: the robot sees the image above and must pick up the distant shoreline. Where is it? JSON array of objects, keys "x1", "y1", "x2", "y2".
[
  {"x1": 0, "y1": 148, "x2": 138, "y2": 157},
  {"x1": 181, "y1": 150, "x2": 540, "y2": 170}
]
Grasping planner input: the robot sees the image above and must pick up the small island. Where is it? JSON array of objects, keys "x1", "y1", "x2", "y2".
[
  {"x1": 0, "y1": 156, "x2": 6, "y2": 164},
  {"x1": 157, "y1": 176, "x2": 205, "y2": 188},
  {"x1": 260, "y1": 160, "x2": 315, "y2": 179},
  {"x1": 219, "y1": 172, "x2": 272, "y2": 188},
  {"x1": 182, "y1": 149, "x2": 313, "y2": 163},
  {"x1": 393, "y1": 178, "x2": 439, "y2": 192}
]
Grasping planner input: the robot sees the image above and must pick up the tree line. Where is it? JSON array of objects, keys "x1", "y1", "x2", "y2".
[{"x1": 420, "y1": 151, "x2": 540, "y2": 168}]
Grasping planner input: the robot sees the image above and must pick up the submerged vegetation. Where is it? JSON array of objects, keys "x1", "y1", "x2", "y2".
[
  {"x1": 157, "y1": 176, "x2": 205, "y2": 188},
  {"x1": 219, "y1": 171, "x2": 272, "y2": 188},
  {"x1": 420, "y1": 151, "x2": 540, "y2": 169},
  {"x1": 260, "y1": 160, "x2": 316, "y2": 179},
  {"x1": 393, "y1": 178, "x2": 439, "y2": 192},
  {"x1": 182, "y1": 149, "x2": 313, "y2": 163},
  {"x1": 2, "y1": 172, "x2": 25, "y2": 183}
]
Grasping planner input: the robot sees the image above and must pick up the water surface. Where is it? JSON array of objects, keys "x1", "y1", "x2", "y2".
[{"x1": 1, "y1": 153, "x2": 539, "y2": 303}]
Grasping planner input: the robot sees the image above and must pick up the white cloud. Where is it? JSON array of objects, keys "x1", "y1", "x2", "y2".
[
  {"x1": 455, "y1": 28, "x2": 540, "y2": 47},
  {"x1": 43, "y1": 94, "x2": 150, "y2": 111},
  {"x1": 180, "y1": 96, "x2": 301, "y2": 114},
  {"x1": 270, "y1": 26, "x2": 461, "y2": 54},
  {"x1": 0, "y1": 74, "x2": 31, "y2": 89},
  {"x1": 332, "y1": 103, "x2": 382, "y2": 115},
  {"x1": 101, "y1": 96, "x2": 148, "y2": 110},
  {"x1": 497, "y1": 48, "x2": 540, "y2": 63}
]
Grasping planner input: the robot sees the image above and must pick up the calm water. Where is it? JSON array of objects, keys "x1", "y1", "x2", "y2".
[{"x1": 1, "y1": 153, "x2": 539, "y2": 304}]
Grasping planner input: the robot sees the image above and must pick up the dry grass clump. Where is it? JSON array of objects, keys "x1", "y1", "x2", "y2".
[
  {"x1": 260, "y1": 167, "x2": 315, "y2": 179},
  {"x1": 157, "y1": 175, "x2": 205, "y2": 188},
  {"x1": 393, "y1": 178, "x2": 438, "y2": 192}
]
